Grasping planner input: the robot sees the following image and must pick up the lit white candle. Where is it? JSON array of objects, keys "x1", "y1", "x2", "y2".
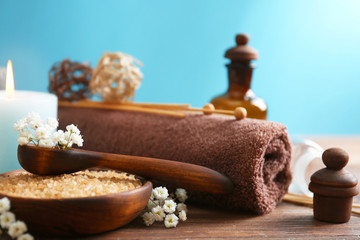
[{"x1": 0, "y1": 60, "x2": 57, "y2": 173}]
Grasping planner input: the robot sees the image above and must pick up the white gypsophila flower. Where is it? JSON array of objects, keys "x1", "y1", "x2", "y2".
[
  {"x1": 70, "y1": 133, "x2": 84, "y2": 147},
  {"x1": 19, "y1": 129, "x2": 32, "y2": 138},
  {"x1": 13, "y1": 119, "x2": 27, "y2": 131},
  {"x1": 164, "y1": 214, "x2": 179, "y2": 228},
  {"x1": 17, "y1": 137, "x2": 30, "y2": 146},
  {"x1": 17, "y1": 233, "x2": 34, "y2": 240},
  {"x1": 29, "y1": 119, "x2": 43, "y2": 130},
  {"x1": 0, "y1": 197, "x2": 11, "y2": 213},
  {"x1": 27, "y1": 113, "x2": 43, "y2": 130},
  {"x1": 176, "y1": 203, "x2": 188, "y2": 213},
  {"x1": 38, "y1": 138, "x2": 54, "y2": 148},
  {"x1": 163, "y1": 199, "x2": 176, "y2": 214},
  {"x1": 26, "y1": 112, "x2": 41, "y2": 122},
  {"x1": 8, "y1": 221, "x2": 27, "y2": 238},
  {"x1": 147, "y1": 200, "x2": 157, "y2": 211},
  {"x1": 175, "y1": 188, "x2": 188, "y2": 203},
  {"x1": 34, "y1": 127, "x2": 51, "y2": 140},
  {"x1": 0, "y1": 211, "x2": 16, "y2": 228},
  {"x1": 151, "y1": 205, "x2": 165, "y2": 222},
  {"x1": 52, "y1": 130, "x2": 65, "y2": 143},
  {"x1": 66, "y1": 124, "x2": 80, "y2": 134},
  {"x1": 58, "y1": 138, "x2": 68, "y2": 146},
  {"x1": 142, "y1": 212, "x2": 155, "y2": 226},
  {"x1": 179, "y1": 210, "x2": 187, "y2": 221},
  {"x1": 153, "y1": 187, "x2": 169, "y2": 201},
  {"x1": 46, "y1": 117, "x2": 59, "y2": 130},
  {"x1": 57, "y1": 132, "x2": 69, "y2": 147},
  {"x1": 150, "y1": 191, "x2": 154, "y2": 200}
]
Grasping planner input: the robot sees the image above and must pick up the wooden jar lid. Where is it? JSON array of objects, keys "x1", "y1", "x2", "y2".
[
  {"x1": 309, "y1": 148, "x2": 359, "y2": 197},
  {"x1": 224, "y1": 34, "x2": 259, "y2": 61}
]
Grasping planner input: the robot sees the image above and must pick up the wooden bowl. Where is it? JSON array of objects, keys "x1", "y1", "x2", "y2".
[{"x1": 0, "y1": 169, "x2": 152, "y2": 236}]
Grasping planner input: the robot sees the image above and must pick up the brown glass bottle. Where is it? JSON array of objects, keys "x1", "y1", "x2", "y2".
[{"x1": 211, "y1": 34, "x2": 267, "y2": 120}]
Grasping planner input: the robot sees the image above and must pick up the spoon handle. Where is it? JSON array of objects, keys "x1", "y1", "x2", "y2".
[{"x1": 91, "y1": 151, "x2": 234, "y2": 194}]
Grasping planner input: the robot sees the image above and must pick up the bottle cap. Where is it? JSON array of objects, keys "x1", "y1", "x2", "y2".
[
  {"x1": 224, "y1": 34, "x2": 259, "y2": 61},
  {"x1": 309, "y1": 148, "x2": 359, "y2": 223},
  {"x1": 309, "y1": 148, "x2": 358, "y2": 197}
]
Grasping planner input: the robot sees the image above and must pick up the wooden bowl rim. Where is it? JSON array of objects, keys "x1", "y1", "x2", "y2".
[{"x1": 0, "y1": 169, "x2": 152, "y2": 201}]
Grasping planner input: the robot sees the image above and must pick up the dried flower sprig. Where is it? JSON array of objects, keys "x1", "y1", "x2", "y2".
[
  {"x1": 142, "y1": 187, "x2": 188, "y2": 228},
  {"x1": 14, "y1": 112, "x2": 83, "y2": 149},
  {"x1": 0, "y1": 197, "x2": 33, "y2": 240}
]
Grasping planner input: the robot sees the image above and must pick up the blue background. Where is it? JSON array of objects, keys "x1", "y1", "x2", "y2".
[{"x1": 0, "y1": 0, "x2": 359, "y2": 135}]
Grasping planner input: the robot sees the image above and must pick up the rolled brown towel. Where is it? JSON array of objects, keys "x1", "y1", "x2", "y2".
[{"x1": 58, "y1": 106, "x2": 292, "y2": 214}]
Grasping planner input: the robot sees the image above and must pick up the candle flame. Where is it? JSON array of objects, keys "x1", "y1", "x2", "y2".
[{"x1": 6, "y1": 60, "x2": 15, "y2": 94}]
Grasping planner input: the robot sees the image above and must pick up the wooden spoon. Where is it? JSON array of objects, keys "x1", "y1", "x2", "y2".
[{"x1": 17, "y1": 145, "x2": 234, "y2": 195}]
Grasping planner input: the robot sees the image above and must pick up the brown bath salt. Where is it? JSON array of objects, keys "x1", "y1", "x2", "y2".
[{"x1": 0, "y1": 170, "x2": 142, "y2": 198}]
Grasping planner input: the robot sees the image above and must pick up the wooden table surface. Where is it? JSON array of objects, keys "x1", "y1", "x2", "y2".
[{"x1": 36, "y1": 137, "x2": 360, "y2": 240}]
